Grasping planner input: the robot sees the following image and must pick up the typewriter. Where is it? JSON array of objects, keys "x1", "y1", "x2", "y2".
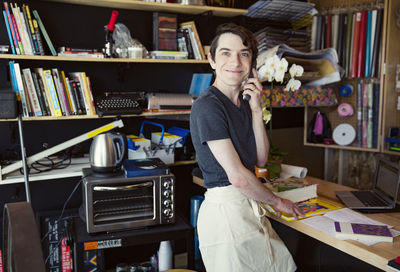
[{"x1": 95, "y1": 92, "x2": 145, "y2": 117}]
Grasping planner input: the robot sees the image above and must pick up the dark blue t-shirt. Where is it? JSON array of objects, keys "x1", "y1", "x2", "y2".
[{"x1": 190, "y1": 86, "x2": 257, "y2": 188}]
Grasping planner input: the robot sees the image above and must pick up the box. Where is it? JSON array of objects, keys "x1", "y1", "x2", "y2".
[
  {"x1": 127, "y1": 135, "x2": 151, "y2": 152},
  {"x1": 152, "y1": 132, "x2": 183, "y2": 148},
  {"x1": 0, "y1": 91, "x2": 17, "y2": 119},
  {"x1": 127, "y1": 134, "x2": 175, "y2": 164}
]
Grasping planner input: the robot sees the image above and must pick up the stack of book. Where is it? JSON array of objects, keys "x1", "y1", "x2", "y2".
[
  {"x1": 9, "y1": 61, "x2": 96, "y2": 117},
  {"x1": 2, "y1": 2, "x2": 56, "y2": 56},
  {"x1": 311, "y1": 9, "x2": 383, "y2": 78},
  {"x1": 57, "y1": 47, "x2": 104, "y2": 59},
  {"x1": 177, "y1": 21, "x2": 205, "y2": 60},
  {"x1": 150, "y1": 51, "x2": 188, "y2": 60}
]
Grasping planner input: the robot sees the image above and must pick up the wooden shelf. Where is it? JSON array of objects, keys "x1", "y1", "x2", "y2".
[
  {"x1": 43, "y1": 0, "x2": 247, "y2": 17},
  {"x1": 0, "y1": 54, "x2": 209, "y2": 63},
  {"x1": 304, "y1": 142, "x2": 379, "y2": 153},
  {"x1": 0, "y1": 110, "x2": 191, "y2": 122}
]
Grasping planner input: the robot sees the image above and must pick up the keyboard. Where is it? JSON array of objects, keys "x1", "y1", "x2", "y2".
[
  {"x1": 96, "y1": 92, "x2": 144, "y2": 117},
  {"x1": 352, "y1": 191, "x2": 387, "y2": 207}
]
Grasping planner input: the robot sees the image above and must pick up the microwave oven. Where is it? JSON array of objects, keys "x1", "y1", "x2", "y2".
[{"x1": 81, "y1": 168, "x2": 175, "y2": 233}]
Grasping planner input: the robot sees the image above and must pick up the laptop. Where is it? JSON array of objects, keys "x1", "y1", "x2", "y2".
[{"x1": 335, "y1": 158, "x2": 400, "y2": 209}]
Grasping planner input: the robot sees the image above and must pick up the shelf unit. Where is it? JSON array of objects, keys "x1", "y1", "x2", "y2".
[
  {"x1": 44, "y1": 0, "x2": 247, "y2": 17},
  {"x1": 303, "y1": 0, "x2": 388, "y2": 153}
]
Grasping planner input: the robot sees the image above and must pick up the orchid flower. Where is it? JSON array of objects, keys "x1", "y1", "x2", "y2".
[
  {"x1": 285, "y1": 78, "x2": 301, "y2": 92},
  {"x1": 289, "y1": 64, "x2": 304, "y2": 78}
]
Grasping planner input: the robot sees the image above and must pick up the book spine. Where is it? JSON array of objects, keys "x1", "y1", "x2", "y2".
[
  {"x1": 357, "y1": 81, "x2": 362, "y2": 147},
  {"x1": 51, "y1": 68, "x2": 70, "y2": 115},
  {"x1": 364, "y1": 10, "x2": 372, "y2": 77},
  {"x1": 43, "y1": 70, "x2": 62, "y2": 116},
  {"x1": 10, "y1": 14, "x2": 24, "y2": 55},
  {"x1": 66, "y1": 78, "x2": 80, "y2": 114},
  {"x1": 9, "y1": 61, "x2": 29, "y2": 116},
  {"x1": 369, "y1": 10, "x2": 377, "y2": 76},
  {"x1": 350, "y1": 12, "x2": 362, "y2": 78},
  {"x1": 13, "y1": 3, "x2": 33, "y2": 55},
  {"x1": 362, "y1": 82, "x2": 368, "y2": 147},
  {"x1": 24, "y1": 4, "x2": 39, "y2": 55},
  {"x1": 31, "y1": 71, "x2": 48, "y2": 115},
  {"x1": 22, "y1": 68, "x2": 42, "y2": 116},
  {"x1": 13, "y1": 62, "x2": 31, "y2": 116},
  {"x1": 3, "y1": 2, "x2": 19, "y2": 54},
  {"x1": 80, "y1": 72, "x2": 95, "y2": 115},
  {"x1": 325, "y1": 14, "x2": 332, "y2": 48},
  {"x1": 34, "y1": 71, "x2": 52, "y2": 115},
  {"x1": 367, "y1": 80, "x2": 373, "y2": 148},
  {"x1": 371, "y1": 9, "x2": 383, "y2": 78},
  {"x1": 60, "y1": 71, "x2": 76, "y2": 114},
  {"x1": 86, "y1": 76, "x2": 96, "y2": 115},
  {"x1": 34, "y1": 68, "x2": 55, "y2": 116},
  {"x1": 357, "y1": 11, "x2": 367, "y2": 78},
  {"x1": 344, "y1": 12, "x2": 353, "y2": 77},
  {"x1": 70, "y1": 79, "x2": 86, "y2": 114},
  {"x1": 2, "y1": 10, "x2": 16, "y2": 54},
  {"x1": 21, "y1": 75, "x2": 33, "y2": 116},
  {"x1": 32, "y1": 10, "x2": 57, "y2": 56},
  {"x1": 32, "y1": 19, "x2": 45, "y2": 55},
  {"x1": 21, "y1": 4, "x2": 36, "y2": 55}
]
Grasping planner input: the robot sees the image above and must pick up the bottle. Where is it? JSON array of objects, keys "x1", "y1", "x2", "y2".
[{"x1": 158, "y1": 240, "x2": 173, "y2": 271}]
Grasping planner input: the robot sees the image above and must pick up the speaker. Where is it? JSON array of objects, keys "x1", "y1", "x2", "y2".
[{"x1": 0, "y1": 90, "x2": 17, "y2": 119}]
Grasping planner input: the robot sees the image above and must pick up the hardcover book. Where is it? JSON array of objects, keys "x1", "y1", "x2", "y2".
[
  {"x1": 265, "y1": 198, "x2": 341, "y2": 221},
  {"x1": 153, "y1": 12, "x2": 177, "y2": 51},
  {"x1": 334, "y1": 221, "x2": 393, "y2": 243},
  {"x1": 264, "y1": 179, "x2": 317, "y2": 203}
]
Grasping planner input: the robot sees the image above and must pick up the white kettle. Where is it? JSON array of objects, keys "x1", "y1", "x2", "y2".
[{"x1": 89, "y1": 132, "x2": 127, "y2": 175}]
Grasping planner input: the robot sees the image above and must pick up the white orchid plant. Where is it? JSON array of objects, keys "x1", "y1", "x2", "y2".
[{"x1": 255, "y1": 49, "x2": 304, "y2": 125}]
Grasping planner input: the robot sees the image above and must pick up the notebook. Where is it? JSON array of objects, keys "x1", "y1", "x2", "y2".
[{"x1": 335, "y1": 158, "x2": 400, "y2": 209}]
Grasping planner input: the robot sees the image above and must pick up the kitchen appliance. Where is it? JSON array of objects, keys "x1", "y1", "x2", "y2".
[
  {"x1": 80, "y1": 168, "x2": 175, "y2": 233},
  {"x1": 89, "y1": 132, "x2": 127, "y2": 176}
]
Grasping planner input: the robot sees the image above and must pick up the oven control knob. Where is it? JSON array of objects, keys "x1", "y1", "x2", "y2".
[
  {"x1": 163, "y1": 190, "x2": 171, "y2": 197},
  {"x1": 163, "y1": 180, "x2": 172, "y2": 189},
  {"x1": 164, "y1": 208, "x2": 172, "y2": 217},
  {"x1": 163, "y1": 199, "x2": 172, "y2": 207}
]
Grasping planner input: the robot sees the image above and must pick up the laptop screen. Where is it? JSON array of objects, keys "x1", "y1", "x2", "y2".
[{"x1": 375, "y1": 159, "x2": 400, "y2": 202}]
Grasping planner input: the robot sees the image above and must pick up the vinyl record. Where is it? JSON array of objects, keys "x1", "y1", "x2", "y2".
[{"x1": 333, "y1": 123, "x2": 356, "y2": 146}]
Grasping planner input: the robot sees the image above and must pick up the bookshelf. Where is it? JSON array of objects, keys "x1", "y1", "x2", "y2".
[
  {"x1": 304, "y1": 0, "x2": 389, "y2": 153},
  {"x1": 43, "y1": 0, "x2": 247, "y2": 17}
]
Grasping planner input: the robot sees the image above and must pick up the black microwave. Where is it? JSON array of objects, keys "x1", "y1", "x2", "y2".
[{"x1": 80, "y1": 168, "x2": 175, "y2": 233}]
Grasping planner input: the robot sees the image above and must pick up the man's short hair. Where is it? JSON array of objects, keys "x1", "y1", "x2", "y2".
[{"x1": 209, "y1": 23, "x2": 258, "y2": 65}]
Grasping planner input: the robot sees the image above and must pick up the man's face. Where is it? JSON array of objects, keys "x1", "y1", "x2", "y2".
[{"x1": 209, "y1": 33, "x2": 252, "y2": 88}]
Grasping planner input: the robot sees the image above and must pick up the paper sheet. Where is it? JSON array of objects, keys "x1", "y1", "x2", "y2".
[
  {"x1": 280, "y1": 164, "x2": 308, "y2": 179},
  {"x1": 301, "y1": 208, "x2": 399, "y2": 246}
]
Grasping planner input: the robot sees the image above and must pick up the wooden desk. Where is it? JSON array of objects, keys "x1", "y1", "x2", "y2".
[{"x1": 192, "y1": 176, "x2": 400, "y2": 271}]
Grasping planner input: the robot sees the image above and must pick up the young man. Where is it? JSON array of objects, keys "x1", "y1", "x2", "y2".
[{"x1": 190, "y1": 23, "x2": 304, "y2": 271}]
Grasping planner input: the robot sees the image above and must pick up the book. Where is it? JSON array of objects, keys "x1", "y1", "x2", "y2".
[
  {"x1": 32, "y1": 19, "x2": 45, "y2": 55},
  {"x1": 153, "y1": 12, "x2": 177, "y2": 51},
  {"x1": 32, "y1": 9, "x2": 57, "y2": 56},
  {"x1": 364, "y1": 10, "x2": 372, "y2": 77},
  {"x1": 357, "y1": 11, "x2": 367, "y2": 78},
  {"x1": 264, "y1": 179, "x2": 317, "y2": 203},
  {"x1": 21, "y1": 4, "x2": 36, "y2": 55},
  {"x1": 13, "y1": 62, "x2": 30, "y2": 116},
  {"x1": 22, "y1": 68, "x2": 42, "y2": 116},
  {"x1": 10, "y1": 7, "x2": 24, "y2": 55},
  {"x1": 189, "y1": 73, "x2": 213, "y2": 96},
  {"x1": 350, "y1": 12, "x2": 361, "y2": 78},
  {"x1": 31, "y1": 71, "x2": 48, "y2": 115},
  {"x1": 69, "y1": 72, "x2": 95, "y2": 115},
  {"x1": 3, "y1": 10, "x2": 16, "y2": 54},
  {"x1": 60, "y1": 71, "x2": 77, "y2": 115},
  {"x1": 334, "y1": 221, "x2": 393, "y2": 243},
  {"x1": 265, "y1": 198, "x2": 342, "y2": 221},
  {"x1": 3, "y1": 2, "x2": 19, "y2": 54},
  {"x1": 52, "y1": 68, "x2": 71, "y2": 116},
  {"x1": 43, "y1": 69, "x2": 62, "y2": 116},
  {"x1": 372, "y1": 82, "x2": 380, "y2": 148},
  {"x1": 367, "y1": 80, "x2": 373, "y2": 148},
  {"x1": 180, "y1": 21, "x2": 205, "y2": 60},
  {"x1": 371, "y1": 9, "x2": 383, "y2": 78},
  {"x1": 9, "y1": 61, "x2": 29, "y2": 116},
  {"x1": 24, "y1": 4, "x2": 40, "y2": 55}
]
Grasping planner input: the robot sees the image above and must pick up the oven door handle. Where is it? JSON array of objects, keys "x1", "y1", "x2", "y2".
[{"x1": 93, "y1": 182, "x2": 153, "y2": 191}]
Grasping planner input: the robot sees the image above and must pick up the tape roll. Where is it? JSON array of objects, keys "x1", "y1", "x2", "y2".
[
  {"x1": 333, "y1": 123, "x2": 356, "y2": 146},
  {"x1": 338, "y1": 84, "x2": 353, "y2": 97},
  {"x1": 337, "y1": 103, "x2": 354, "y2": 117}
]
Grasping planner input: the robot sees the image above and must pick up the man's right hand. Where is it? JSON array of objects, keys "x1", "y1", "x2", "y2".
[{"x1": 273, "y1": 197, "x2": 305, "y2": 220}]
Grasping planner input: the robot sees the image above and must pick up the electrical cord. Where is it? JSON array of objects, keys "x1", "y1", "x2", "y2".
[{"x1": 19, "y1": 151, "x2": 73, "y2": 175}]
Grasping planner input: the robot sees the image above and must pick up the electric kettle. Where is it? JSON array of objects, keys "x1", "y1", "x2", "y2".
[{"x1": 89, "y1": 132, "x2": 127, "y2": 176}]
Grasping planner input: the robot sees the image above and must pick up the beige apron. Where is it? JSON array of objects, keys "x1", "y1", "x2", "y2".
[{"x1": 197, "y1": 185, "x2": 297, "y2": 272}]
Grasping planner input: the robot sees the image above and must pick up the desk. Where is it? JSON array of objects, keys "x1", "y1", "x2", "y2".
[
  {"x1": 73, "y1": 214, "x2": 194, "y2": 271},
  {"x1": 193, "y1": 176, "x2": 400, "y2": 271}
]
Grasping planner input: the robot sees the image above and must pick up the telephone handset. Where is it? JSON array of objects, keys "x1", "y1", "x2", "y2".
[{"x1": 243, "y1": 61, "x2": 256, "y2": 101}]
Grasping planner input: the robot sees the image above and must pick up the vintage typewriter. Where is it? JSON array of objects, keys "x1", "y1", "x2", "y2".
[{"x1": 95, "y1": 92, "x2": 145, "y2": 117}]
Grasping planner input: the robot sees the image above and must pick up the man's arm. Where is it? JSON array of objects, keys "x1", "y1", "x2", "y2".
[{"x1": 207, "y1": 139, "x2": 304, "y2": 218}]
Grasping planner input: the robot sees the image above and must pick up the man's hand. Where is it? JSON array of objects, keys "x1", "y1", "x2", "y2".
[{"x1": 273, "y1": 197, "x2": 305, "y2": 220}]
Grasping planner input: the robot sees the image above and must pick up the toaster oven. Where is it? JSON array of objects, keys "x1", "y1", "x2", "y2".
[{"x1": 81, "y1": 168, "x2": 175, "y2": 233}]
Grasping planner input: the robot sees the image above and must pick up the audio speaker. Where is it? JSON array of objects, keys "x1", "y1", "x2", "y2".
[{"x1": 0, "y1": 90, "x2": 17, "y2": 119}]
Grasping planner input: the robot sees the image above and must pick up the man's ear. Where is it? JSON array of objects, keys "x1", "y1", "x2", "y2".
[{"x1": 208, "y1": 52, "x2": 216, "y2": 70}]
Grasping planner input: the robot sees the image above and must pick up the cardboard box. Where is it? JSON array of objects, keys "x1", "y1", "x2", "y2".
[{"x1": 151, "y1": 132, "x2": 183, "y2": 148}]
